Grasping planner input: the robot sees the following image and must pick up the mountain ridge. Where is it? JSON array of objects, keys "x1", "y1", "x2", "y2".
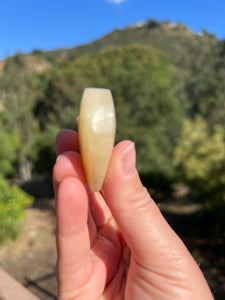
[
  {"x1": 41, "y1": 20, "x2": 218, "y2": 63},
  {"x1": 0, "y1": 19, "x2": 219, "y2": 71}
]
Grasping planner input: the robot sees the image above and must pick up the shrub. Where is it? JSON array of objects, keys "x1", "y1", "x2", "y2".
[
  {"x1": 173, "y1": 118, "x2": 225, "y2": 238},
  {"x1": 0, "y1": 130, "x2": 19, "y2": 177},
  {"x1": 173, "y1": 117, "x2": 225, "y2": 204},
  {"x1": 33, "y1": 124, "x2": 60, "y2": 178},
  {"x1": 147, "y1": 19, "x2": 161, "y2": 29},
  {"x1": 0, "y1": 177, "x2": 33, "y2": 244}
]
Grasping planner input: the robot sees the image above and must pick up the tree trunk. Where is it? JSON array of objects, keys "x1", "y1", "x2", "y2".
[{"x1": 19, "y1": 161, "x2": 32, "y2": 181}]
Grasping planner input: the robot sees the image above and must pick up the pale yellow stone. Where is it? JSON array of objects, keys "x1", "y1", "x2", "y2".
[{"x1": 79, "y1": 88, "x2": 116, "y2": 192}]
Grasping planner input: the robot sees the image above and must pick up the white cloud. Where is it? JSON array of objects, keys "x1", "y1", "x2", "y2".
[{"x1": 108, "y1": 0, "x2": 127, "y2": 4}]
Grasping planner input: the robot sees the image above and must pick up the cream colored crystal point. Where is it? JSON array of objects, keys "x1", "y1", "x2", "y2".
[{"x1": 79, "y1": 88, "x2": 116, "y2": 192}]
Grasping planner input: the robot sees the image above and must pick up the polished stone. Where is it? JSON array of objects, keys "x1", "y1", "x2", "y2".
[{"x1": 79, "y1": 88, "x2": 116, "y2": 192}]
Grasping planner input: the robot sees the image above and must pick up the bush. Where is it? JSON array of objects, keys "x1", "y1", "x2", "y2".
[
  {"x1": 173, "y1": 117, "x2": 225, "y2": 204},
  {"x1": 0, "y1": 177, "x2": 33, "y2": 244},
  {"x1": 0, "y1": 130, "x2": 19, "y2": 177},
  {"x1": 147, "y1": 19, "x2": 161, "y2": 29},
  {"x1": 173, "y1": 118, "x2": 225, "y2": 238},
  {"x1": 33, "y1": 124, "x2": 60, "y2": 178}
]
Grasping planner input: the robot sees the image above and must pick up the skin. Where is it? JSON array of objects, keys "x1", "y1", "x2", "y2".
[{"x1": 53, "y1": 129, "x2": 214, "y2": 300}]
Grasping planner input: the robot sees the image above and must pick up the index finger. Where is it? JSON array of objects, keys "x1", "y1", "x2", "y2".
[{"x1": 56, "y1": 129, "x2": 80, "y2": 156}]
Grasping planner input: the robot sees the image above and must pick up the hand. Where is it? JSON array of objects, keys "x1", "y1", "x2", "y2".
[{"x1": 53, "y1": 129, "x2": 213, "y2": 300}]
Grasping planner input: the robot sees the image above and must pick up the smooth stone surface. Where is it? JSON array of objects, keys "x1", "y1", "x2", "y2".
[{"x1": 79, "y1": 88, "x2": 116, "y2": 192}]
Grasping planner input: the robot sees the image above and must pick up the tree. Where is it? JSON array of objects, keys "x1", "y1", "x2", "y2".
[
  {"x1": 0, "y1": 129, "x2": 19, "y2": 177},
  {"x1": 34, "y1": 45, "x2": 182, "y2": 179},
  {"x1": 147, "y1": 19, "x2": 161, "y2": 29},
  {"x1": 67, "y1": 45, "x2": 182, "y2": 177},
  {"x1": 0, "y1": 53, "x2": 38, "y2": 180},
  {"x1": 34, "y1": 62, "x2": 85, "y2": 130},
  {"x1": 33, "y1": 124, "x2": 60, "y2": 178},
  {"x1": 175, "y1": 36, "x2": 225, "y2": 127}
]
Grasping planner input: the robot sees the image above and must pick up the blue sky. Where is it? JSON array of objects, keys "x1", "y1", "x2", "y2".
[{"x1": 1, "y1": 0, "x2": 225, "y2": 60}]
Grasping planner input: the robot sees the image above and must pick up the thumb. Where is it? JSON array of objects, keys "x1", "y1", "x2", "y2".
[
  {"x1": 103, "y1": 141, "x2": 193, "y2": 267},
  {"x1": 103, "y1": 141, "x2": 213, "y2": 299}
]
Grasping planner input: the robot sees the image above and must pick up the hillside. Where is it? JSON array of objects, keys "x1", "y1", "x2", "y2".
[
  {"x1": 40, "y1": 20, "x2": 218, "y2": 65},
  {"x1": 0, "y1": 20, "x2": 220, "y2": 75},
  {"x1": 0, "y1": 54, "x2": 51, "y2": 76}
]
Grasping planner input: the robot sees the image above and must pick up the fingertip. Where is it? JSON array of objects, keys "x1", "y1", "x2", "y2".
[
  {"x1": 105, "y1": 140, "x2": 135, "y2": 180},
  {"x1": 57, "y1": 176, "x2": 88, "y2": 234},
  {"x1": 112, "y1": 140, "x2": 134, "y2": 158},
  {"x1": 57, "y1": 175, "x2": 86, "y2": 205},
  {"x1": 104, "y1": 140, "x2": 138, "y2": 198},
  {"x1": 56, "y1": 129, "x2": 80, "y2": 156},
  {"x1": 56, "y1": 176, "x2": 92, "y2": 292},
  {"x1": 53, "y1": 151, "x2": 86, "y2": 196}
]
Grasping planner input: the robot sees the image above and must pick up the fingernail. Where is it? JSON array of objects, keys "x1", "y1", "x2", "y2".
[
  {"x1": 56, "y1": 155, "x2": 62, "y2": 162},
  {"x1": 122, "y1": 142, "x2": 136, "y2": 176}
]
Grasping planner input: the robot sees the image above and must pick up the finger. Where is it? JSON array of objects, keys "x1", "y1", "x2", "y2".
[
  {"x1": 52, "y1": 151, "x2": 85, "y2": 195},
  {"x1": 56, "y1": 177, "x2": 92, "y2": 291},
  {"x1": 56, "y1": 129, "x2": 80, "y2": 156},
  {"x1": 103, "y1": 141, "x2": 205, "y2": 271},
  {"x1": 86, "y1": 187, "x2": 113, "y2": 229},
  {"x1": 53, "y1": 151, "x2": 97, "y2": 257},
  {"x1": 103, "y1": 141, "x2": 213, "y2": 297}
]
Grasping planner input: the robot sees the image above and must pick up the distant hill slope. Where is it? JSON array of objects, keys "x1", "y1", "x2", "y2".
[
  {"x1": 41, "y1": 20, "x2": 218, "y2": 65},
  {"x1": 0, "y1": 54, "x2": 51, "y2": 76},
  {"x1": 0, "y1": 20, "x2": 219, "y2": 74}
]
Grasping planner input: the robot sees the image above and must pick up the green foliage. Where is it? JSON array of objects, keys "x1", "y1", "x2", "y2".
[
  {"x1": 175, "y1": 37, "x2": 225, "y2": 126},
  {"x1": 33, "y1": 124, "x2": 60, "y2": 177},
  {"x1": 41, "y1": 18, "x2": 214, "y2": 66},
  {"x1": 32, "y1": 49, "x2": 44, "y2": 56},
  {"x1": 75, "y1": 46, "x2": 182, "y2": 176},
  {"x1": 0, "y1": 130, "x2": 19, "y2": 177},
  {"x1": 174, "y1": 117, "x2": 225, "y2": 204},
  {"x1": 202, "y1": 29, "x2": 217, "y2": 39},
  {"x1": 0, "y1": 177, "x2": 33, "y2": 244},
  {"x1": 0, "y1": 51, "x2": 39, "y2": 179},
  {"x1": 34, "y1": 64, "x2": 83, "y2": 130},
  {"x1": 174, "y1": 118, "x2": 225, "y2": 238},
  {"x1": 3, "y1": 52, "x2": 25, "y2": 72},
  {"x1": 36, "y1": 45, "x2": 181, "y2": 178},
  {"x1": 146, "y1": 19, "x2": 161, "y2": 29}
]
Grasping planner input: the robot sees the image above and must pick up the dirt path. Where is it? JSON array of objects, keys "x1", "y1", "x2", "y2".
[{"x1": 0, "y1": 200, "x2": 57, "y2": 300}]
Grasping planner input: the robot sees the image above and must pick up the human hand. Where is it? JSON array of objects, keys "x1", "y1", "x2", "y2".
[{"x1": 53, "y1": 129, "x2": 213, "y2": 300}]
